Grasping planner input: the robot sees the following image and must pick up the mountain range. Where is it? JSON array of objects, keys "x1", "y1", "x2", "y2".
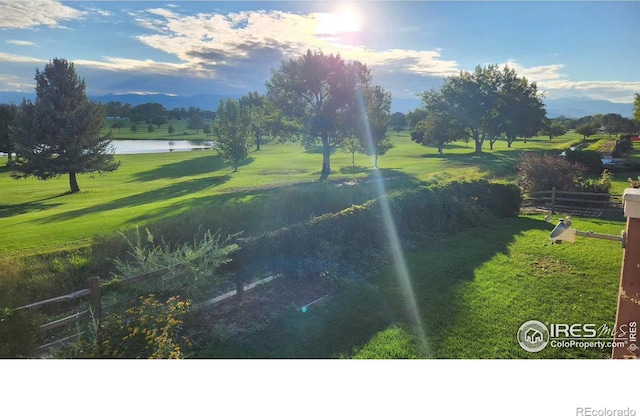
[{"x1": 0, "y1": 91, "x2": 633, "y2": 119}]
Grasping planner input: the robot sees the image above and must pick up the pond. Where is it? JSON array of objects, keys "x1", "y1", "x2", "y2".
[
  {"x1": 110, "y1": 140, "x2": 214, "y2": 154},
  {"x1": 1, "y1": 140, "x2": 214, "y2": 157}
]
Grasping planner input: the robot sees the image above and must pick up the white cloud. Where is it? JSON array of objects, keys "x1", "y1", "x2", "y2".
[
  {"x1": 502, "y1": 60, "x2": 639, "y2": 103},
  {"x1": 73, "y1": 56, "x2": 208, "y2": 79},
  {"x1": 129, "y1": 8, "x2": 461, "y2": 97},
  {"x1": 0, "y1": 0, "x2": 86, "y2": 29},
  {"x1": 6, "y1": 40, "x2": 36, "y2": 46},
  {"x1": 0, "y1": 73, "x2": 36, "y2": 92},
  {"x1": 0, "y1": 52, "x2": 46, "y2": 64}
]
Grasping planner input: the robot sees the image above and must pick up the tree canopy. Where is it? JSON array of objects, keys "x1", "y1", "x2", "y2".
[
  {"x1": 213, "y1": 99, "x2": 251, "y2": 172},
  {"x1": 410, "y1": 89, "x2": 466, "y2": 155},
  {"x1": 357, "y1": 85, "x2": 393, "y2": 167},
  {"x1": 266, "y1": 49, "x2": 372, "y2": 175},
  {"x1": 10, "y1": 58, "x2": 119, "y2": 193},
  {"x1": 390, "y1": 112, "x2": 406, "y2": 135},
  {"x1": 0, "y1": 103, "x2": 17, "y2": 161},
  {"x1": 419, "y1": 65, "x2": 545, "y2": 153},
  {"x1": 239, "y1": 91, "x2": 298, "y2": 151}
]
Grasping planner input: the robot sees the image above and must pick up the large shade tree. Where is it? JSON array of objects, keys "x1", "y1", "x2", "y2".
[
  {"x1": 410, "y1": 89, "x2": 467, "y2": 155},
  {"x1": 10, "y1": 58, "x2": 119, "y2": 193},
  {"x1": 430, "y1": 64, "x2": 545, "y2": 153},
  {"x1": 266, "y1": 50, "x2": 372, "y2": 174},
  {"x1": 495, "y1": 66, "x2": 546, "y2": 148}
]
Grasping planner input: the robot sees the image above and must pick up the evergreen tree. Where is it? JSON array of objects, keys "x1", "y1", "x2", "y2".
[{"x1": 10, "y1": 58, "x2": 119, "y2": 193}]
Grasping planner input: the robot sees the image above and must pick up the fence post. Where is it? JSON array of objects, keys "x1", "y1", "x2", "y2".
[
  {"x1": 89, "y1": 276, "x2": 102, "y2": 322},
  {"x1": 551, "y1": 187, "x2": 556, "y2": 214}
]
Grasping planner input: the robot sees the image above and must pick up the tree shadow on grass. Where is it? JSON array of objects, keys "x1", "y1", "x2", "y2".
[
  {"x1": 339, "y1": 165, "x2": 369, "y2": 175},
  {"x1": 420, "y1": 150, "x2": 519, "y2": 178},
  {"x1": 0, "y1": 192, "x2": 69, "y2": 218},
  {"x1": 36, "y1": 175, "x2": 231, "y2": 223},
  {"x1": 372, "y1": 216, "x2": 552, "y2": 357},
  {"x1": 198, "y1": 216, "x2": 552, "y2": 358},
  {"x1": 129, "y1": 154, "x2": 254, "y2": 182}
]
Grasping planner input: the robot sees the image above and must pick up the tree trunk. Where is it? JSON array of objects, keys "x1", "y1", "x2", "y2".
[
  {"x1": 256, "y1": 132, "x2": 262, "y2": 151},
  {"x1": 474, "y1": 139, "x2": 483, "y2": 154},
  {"x1": 374, "y1": 152, "x2": 379, "y2": 168},
  {"x1": 69, "y1": 172, "x2": 80, "y2": 193},
  {"x1": 473, "y1": 131, "x2": 483, "y2": 154},
  {"x1": 321, "y1": 132, "x2": 331, "y2": 174},
  {"x1": 489, "y1": 141, "x2": 494, "y2": 150},
  {"x1": 438, "y1": 146, "x2": 443, "y2": 155},
  {"x1": 352, "y1": 151, "x2": 355, "y2": 167}
]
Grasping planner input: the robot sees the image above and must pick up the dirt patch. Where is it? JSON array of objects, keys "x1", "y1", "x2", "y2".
[
  {"x1": 529, "y1": 255, "x2": 572, "y2": 276},
  {"x1": 187, "y1": 277, "x2": 335, "y2": 337}
]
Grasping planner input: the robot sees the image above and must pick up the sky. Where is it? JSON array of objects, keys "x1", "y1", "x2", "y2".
[{"x1": 0, "y1": 0, "x2": 638, "y2": 108}]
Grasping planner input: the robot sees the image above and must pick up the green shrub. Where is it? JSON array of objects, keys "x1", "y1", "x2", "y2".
[
  {"x1": 0, "y1": 307, "x2": 43, "y2": 357},
  {"x1": 109, "y1": 228, "x2": 239, "y2": 302},
  {"x1": 73, "y1": 295, "x2": 193, "y2": 358},
  {"x1": 613, "y1": 136, "x2": 633, "y2": 157},
  {"x1": 230, "y1": 181, "x2": 522, "y2": 284},
  {"x1": 565, "y1": 149, "x2": 603, "y2": 174},
  {"x1": 517, "y1": 153, "x2": 587, "y2": 192}
]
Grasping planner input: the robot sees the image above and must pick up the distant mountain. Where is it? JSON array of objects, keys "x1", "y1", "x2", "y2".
[
  {"x1": 0, "y1": 91, "x2": 633, "y2": 119},
  {"x1": 0, "y1": 92, "x2": 239, "y2": 111},
  {"x1": 91, "y1": 93, "x2": 239, "y2": 110},
  {"x1": 543, "y1": 97, "x2": 634, "y2": 119}
]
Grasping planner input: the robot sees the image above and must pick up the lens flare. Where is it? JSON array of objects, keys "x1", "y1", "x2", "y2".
[{"x1": 355, "y1": 87, "x2": 429, "y2": 356}]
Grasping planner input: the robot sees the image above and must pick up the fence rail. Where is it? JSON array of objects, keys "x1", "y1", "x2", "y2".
[
  {"x1": 14, "y1": 264, "x2": 272, "y2": 356},
  {"x1": 522, "y1": 187, "x2": 623, "y2": 216}
]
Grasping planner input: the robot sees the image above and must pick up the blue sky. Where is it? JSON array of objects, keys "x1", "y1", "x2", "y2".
[{"x1": 0, "y1": 1, "x2": 638, "y2": 107}]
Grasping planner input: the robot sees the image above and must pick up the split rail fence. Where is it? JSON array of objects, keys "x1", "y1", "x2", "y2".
[
  {"x1": 14, "y1": 266, "x2": 272, "y2": 356},
  {"x1": 522, "y1": 187, "x2": 623, "y2": 217}
]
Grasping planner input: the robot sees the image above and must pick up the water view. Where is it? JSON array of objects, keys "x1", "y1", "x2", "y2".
[{"x1": 110, "y1": 140, "x2": 213, "y2": 154}]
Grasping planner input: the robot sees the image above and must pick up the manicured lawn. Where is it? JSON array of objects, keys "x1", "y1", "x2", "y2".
[
  {"x1": 0, "y1": 132, "x2": 580, "y2": 255},
  {"x1": 196, "y1": 215, "x2": 623, "y2": 358}
]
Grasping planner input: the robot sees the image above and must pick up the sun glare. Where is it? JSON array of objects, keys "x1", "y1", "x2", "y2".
[{"x1": 314, "y1": 7, "x2": 362, "y2": 35}]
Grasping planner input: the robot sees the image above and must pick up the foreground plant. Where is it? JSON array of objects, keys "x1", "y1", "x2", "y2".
[
  {"x1": 70, "y1": 295, "x2": 192, "y2": 359},
  {"x1": 111, "y1": 227, "x2": 239, "y2": 302}
]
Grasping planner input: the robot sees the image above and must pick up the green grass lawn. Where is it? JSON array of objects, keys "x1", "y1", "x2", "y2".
[
  {"x1": 2, "y1": 128, "x2": 632, "y2": 359},
  {"x1": 196, "y1": 215, "x2": 623, "y2": 358},
  {"x1": 0, "y1": 132, "x2": 581, "y2": 255}
]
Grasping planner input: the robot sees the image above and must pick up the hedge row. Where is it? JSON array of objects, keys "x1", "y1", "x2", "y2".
[{"x1": 228, "y1": 180, "x2": 522, "y2": 284}]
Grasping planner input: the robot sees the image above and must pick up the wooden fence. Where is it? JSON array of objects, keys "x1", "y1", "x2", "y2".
[
  {"x1": 14, "y1": 265, "x2": 272, "y2": 356},
  {"x1": 522, "y1": 187, "x2": 623, "y2": 217}
]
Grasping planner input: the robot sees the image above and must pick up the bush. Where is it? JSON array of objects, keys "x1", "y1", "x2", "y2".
[
  {"x1": 109, "y1": 228, "x2": 239, "y2": 302},
  {"x1": 0, "y1": 308, "x2": 43, "y2": 357},
  {"x1": 229, "y1": 181, "x2": 522, "y2": 284},
  {"x1": 70, "y1": 295, "x2": 193, "y2": 358},
  {"x1": 613, "y1": 136, "x2": 633, "y2": 157},
  {"x1": 516, "y1": 153, "x2": 587, "y2": 193},
  {"x1": 565, "y1": 149, "x2": 603, "y2": 174},
  {"x1": 573, "y1": 169, "x2": 612, "y2": 194}
]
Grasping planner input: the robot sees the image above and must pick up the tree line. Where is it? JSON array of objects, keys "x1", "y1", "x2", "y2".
[{"x1": 1, "y1": 53, "x2": 639, "y2": 193}]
